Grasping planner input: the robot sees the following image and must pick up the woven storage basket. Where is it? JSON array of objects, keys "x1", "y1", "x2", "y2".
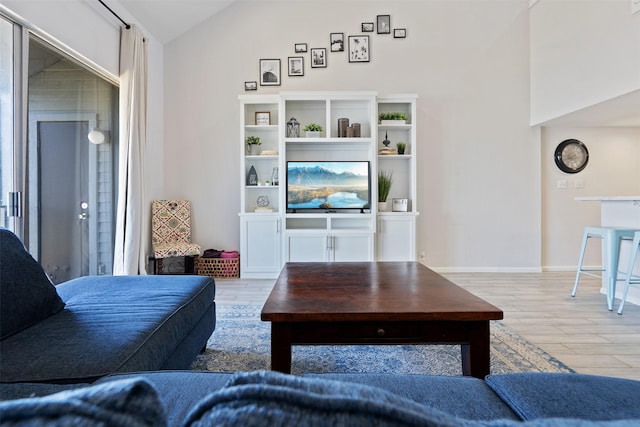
[{"x1": 198, "y1": 257, "x2": 240, "y2": 278}]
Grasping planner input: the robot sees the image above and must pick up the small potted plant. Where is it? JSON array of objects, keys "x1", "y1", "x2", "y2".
[
  {"x1": 378, "y1": 112, "x2": 407, "y2": 125},
  {"x1": 246, "y1": 136, "x2": 261, "y2": 155},
  {"x1": 303, "y1": 123, "x2": 323, "y2": 138},
  {"x1": 396, "y1": 142, "x2": 406, "y2": 155},
  {"x1": 378, "y1": 170, "x2": 393, "y2": 212}
]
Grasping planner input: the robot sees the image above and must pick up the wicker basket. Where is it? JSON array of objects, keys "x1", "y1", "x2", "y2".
[{"x1": 198, "y1": 257, "x2": 240, "y2": 278}]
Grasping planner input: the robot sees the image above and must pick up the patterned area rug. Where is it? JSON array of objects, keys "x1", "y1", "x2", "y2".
[{"x1": 191, "y1": 305, "x2": 574, "y2": 375}]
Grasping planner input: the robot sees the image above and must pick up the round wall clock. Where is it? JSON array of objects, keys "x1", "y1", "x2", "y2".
[{"x1": 554, "y1": 139, "x2": 589, "y2": 174}]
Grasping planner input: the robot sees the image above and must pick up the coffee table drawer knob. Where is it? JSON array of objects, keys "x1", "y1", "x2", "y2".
[{"x1": 377, "y1": 328, "x2": 385, "y2": 337}]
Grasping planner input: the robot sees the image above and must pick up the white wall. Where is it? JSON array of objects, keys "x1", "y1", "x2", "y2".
[
  {"x1": 542, "y1": 127, "x2": 640, "y2": 269},
  {"x1": 530, "y1": 0, "x2": 640, "y2": 125},
  {"x1": 164, "y1": 0, "x2": 540, "y2": 271}
]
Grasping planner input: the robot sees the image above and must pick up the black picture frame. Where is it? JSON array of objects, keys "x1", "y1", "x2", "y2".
[
  {"x1": 259, "y1": 59, "x2": 281, "y2": 86},
  {"x1": 377, "y1": 15, "x2": 390, "y2": 34},
  {"x1": 244, "y1": 81, "x2": 257, "y2": 91},
  {"x1": 294, "y1": 43, "x2": 308, "y2": 53},
  {"x1": 288, "y1": 56, "x2": 304, "y2": 76},
  {"x1": 311, "y1": 48, "x2": 327, "y2": 68},
  {"x1": 361, "y1": 22, "x2": 374, "y2": 32},
  {"x1": 394, "y1": 28, "x2": 406, "y2": 38},
  {"x1": 330, "y1": 32, "x2": 344, "y2": 52},
  {"x1": 348, "y1": 35, "x2": 369, "y2": 63}
]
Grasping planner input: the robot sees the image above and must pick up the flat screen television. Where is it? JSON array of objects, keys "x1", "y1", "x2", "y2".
[{"x1": 286, "y1": 161, "x2": 371, "y2": 212}]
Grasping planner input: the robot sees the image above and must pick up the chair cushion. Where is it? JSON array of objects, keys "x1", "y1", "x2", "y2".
[
  {"x1": 152, "y1": 242, "x2": 201, "y2": 258},
  {"x1": 485, "y1": 373, "x2": 640, "y2": 421},
  {"x1": 0, "y1": 228, "x2": 65, "y2": 339},
  {"x1": 0, "y1": 377, "x2": 165, "y2": 426}
]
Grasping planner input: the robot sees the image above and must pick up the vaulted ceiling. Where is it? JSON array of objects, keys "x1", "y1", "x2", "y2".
[{"x1": 118, "y1": 0, "x2": 235, "y2": 44}]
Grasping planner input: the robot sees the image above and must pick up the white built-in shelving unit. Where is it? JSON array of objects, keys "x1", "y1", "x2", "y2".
[{"x1": 239, "y1": 92, "x2": 418, "y2": 278}]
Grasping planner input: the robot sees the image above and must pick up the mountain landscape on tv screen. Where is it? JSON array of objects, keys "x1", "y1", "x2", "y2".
[{"x1": 287, "y1": 165, "x2": 369, "y2": 209}]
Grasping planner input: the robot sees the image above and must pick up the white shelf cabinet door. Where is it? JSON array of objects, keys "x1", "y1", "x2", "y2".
[
  {"x1": 331, "y1": 233, "x2": 374, "y2": 262},
  {"x1": 377, "y1": 215, "x2": 416, "y2": 261},
  {"x1": 240, "y1": 215, "x2": 281, "y2": 278},
  {"x1": 285, "y1": 233, "x2": 329, "y2": 262}
]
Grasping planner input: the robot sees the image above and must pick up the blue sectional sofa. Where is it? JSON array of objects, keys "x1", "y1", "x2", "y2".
[{"x1": 0, "y1": 228, "x2": 216, "y2": 384}]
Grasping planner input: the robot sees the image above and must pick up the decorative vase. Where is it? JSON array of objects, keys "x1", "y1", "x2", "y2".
[
  {"x1": 248, "y1": 144, "x2": 259, "y2": 155},
  {"x1": 305, "y1": 131, "x2": 321, "y2": 138},
  {"x1": 378, "y1": 202, "x2": 387, "y2": 212},
  {"x1": 397, "y1": 147, "x2": 405, "y2": 155}
]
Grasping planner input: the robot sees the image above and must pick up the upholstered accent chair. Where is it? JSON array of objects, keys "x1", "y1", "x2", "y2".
[{"x1": 151, "y1": 200, "x2": 201, "y2": 274}]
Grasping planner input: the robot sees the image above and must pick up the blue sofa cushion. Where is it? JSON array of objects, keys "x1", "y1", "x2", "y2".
[
  {"x1": 0, "y1": 275, "x2": 215, "y2": 383},
  {"x1": 183, "y1": 370, "x2": 469, "y2": 427},
  {"x1": 305, "y1": 373, "x2": 518, "y2": 421},
  {"x1": 0, "y1": 228, "x2": 65, "y2": 339},
  {"x1": 182, "y1": 371, "x2": 640, "y2": 427},
  {"x1": 96, "y1": 371, "x2": 235, "y2": 427},
  {"x1": 486, "y1": 373, "x2": 640, "y2": 421},
  {"x1": 0, "y1": 377, "x2": 165, "y2": 426}
]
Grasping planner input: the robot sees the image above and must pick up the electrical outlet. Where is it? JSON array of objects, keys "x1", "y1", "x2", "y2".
[
  {"x1": 575, "y1": 179, "x2": 584, "y2": 189},
  {"x1": 419, "y1": 250, "x2": 426, "y2": 260},
  {"x1": 557, "y1": 179, "x2": 567, "y2": 189}
]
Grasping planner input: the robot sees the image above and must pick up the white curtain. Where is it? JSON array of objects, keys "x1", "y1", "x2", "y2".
[{"x1": 113, "y1": 25, "x2": 148, "y2": 275}]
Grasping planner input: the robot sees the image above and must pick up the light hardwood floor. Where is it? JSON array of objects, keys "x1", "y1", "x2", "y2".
[{"x1": 214, "y1": 271, "x2": 640, "y2": 381}]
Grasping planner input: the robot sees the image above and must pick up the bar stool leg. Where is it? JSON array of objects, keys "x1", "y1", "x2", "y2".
[
  {"x1": 604, "y1": 229, "x2": 619, "y2": 310},
  {"x1": 571, "y1": 230, "x2": 591, "y2": 297},
  {"x1": 617, "y1": 232, "x2": 640, "y2": 315}
]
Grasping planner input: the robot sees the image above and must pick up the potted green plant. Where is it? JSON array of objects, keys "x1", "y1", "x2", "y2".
[
  {"x1": 396, "y1": 142, "x2": 406, "y2": 155},
  {"x1": 246, "y1": 136, "x2": 261, "y2": 155},
  {"x1": 378, "y1": 112, "x2": 407, "y2": 124},
  {"x1": 303, "y1": 123, "x2": 323, "y2": 138},
  {"x1": 378, "y1": 170, "x2": 393, "y2": 212}
]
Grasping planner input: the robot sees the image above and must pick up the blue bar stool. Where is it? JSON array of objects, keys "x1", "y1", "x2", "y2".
[
  {"x1": 617, "y1": 231, "x2": 640, "y2": 315},
  {"x1": 571, "y1": 227, "x2": 639, "y2": 310}
]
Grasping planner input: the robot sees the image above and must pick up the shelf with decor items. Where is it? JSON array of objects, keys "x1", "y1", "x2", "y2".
[
  {"x1": 377, "y1": 95, "x2": 418, "y2": 261},
  {"x1": 239, "y1": 95, "x2": 282, "y2": 278},
  {"x1": 238, "y1": 92, "x2": 419, "y2": 277},
  {"x1": 281, "y1": 92, "x2": 377, "y2": 263}
]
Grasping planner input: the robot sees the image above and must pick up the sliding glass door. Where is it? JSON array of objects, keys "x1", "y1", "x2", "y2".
[{"x1": 0, "y1": 16, "x2": 119, "y2": 282}]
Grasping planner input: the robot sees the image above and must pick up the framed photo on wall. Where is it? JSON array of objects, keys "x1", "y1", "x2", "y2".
[
  {"x1": 377, "y1": 15, "x2": 390, "y2": 34},
  {"x1": 348, "y1": 35, "x2": 369, "y2": 63},
  {"x1": 259, "y1": 59, "x2": 281, "y2": 86},
  {"x1": 394, "y1": 28, "x2": 406, "y2": 38},
  {"x1": 311, "y1": 48, "x2": 327, "y2": 68},
  {"x1": 288, "y1": 56, "x2": 304, "y2": 76},
  {"x1": 244, "y1": 81, "x2": 257, "y2": 91},
  {"x1": 361, "y1": 22, "x2": 374, "y2": 32},
  {"x1": 295, "y1": 43, "x2": 308, "y2": 53},
  {"x1": 330, "y1": 33, "x2": 344, "y2": 52}
]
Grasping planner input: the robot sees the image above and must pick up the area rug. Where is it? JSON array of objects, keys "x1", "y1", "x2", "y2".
[{"x1": 191, "y1": 305, "x2": 574, "y2": 375}]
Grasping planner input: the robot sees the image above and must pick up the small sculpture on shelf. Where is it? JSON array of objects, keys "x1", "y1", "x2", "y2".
[
  {"x1": 287, "y1": 117, "x2": 300, "y2": 137},
  {"x1": 255, "y1": 195, "x2": 273, "y2": 212}
]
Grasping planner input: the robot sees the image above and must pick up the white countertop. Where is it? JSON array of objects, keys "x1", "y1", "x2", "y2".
[{"x1": 575, "y1": 196, "x2": 640, "y2": 201}]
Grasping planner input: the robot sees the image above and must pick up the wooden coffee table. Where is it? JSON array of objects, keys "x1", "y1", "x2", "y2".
[{"x1": 261, "y1": 262, "x2": 503, "y2": 378}]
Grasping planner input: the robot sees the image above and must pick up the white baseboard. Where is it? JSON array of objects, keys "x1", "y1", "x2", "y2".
[{"x1": 429, "y1": 267, "x2": 542, "y2": 274}]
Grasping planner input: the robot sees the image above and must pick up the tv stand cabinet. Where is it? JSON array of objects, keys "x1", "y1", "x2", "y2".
[{"x1": 239, "y1": 92, "x2": 418, "y2": 278}]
